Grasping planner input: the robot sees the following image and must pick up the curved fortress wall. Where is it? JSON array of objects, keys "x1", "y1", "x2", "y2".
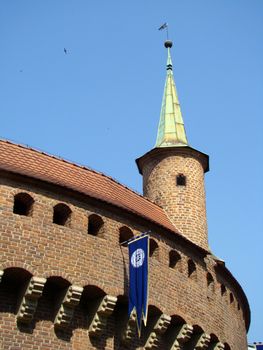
[{"x1": 0, "y1": 142, "x2": 249, "y2": 350}]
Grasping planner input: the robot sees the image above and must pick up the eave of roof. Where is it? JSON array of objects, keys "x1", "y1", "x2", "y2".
[
  {"x1": 136, "y1": 146, "x2": 209, "y2": 175},
  {"x1": 0, "y1": 139, "x2": 178, "y2": 234}
]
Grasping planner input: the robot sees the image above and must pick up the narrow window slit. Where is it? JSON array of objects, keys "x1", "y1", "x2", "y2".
[{"x1": 176, "y1": 174, "x2": 186, "y2": 186}]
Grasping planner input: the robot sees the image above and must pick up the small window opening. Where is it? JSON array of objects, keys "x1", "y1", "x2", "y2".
[
  {"x1": 207, "y1": 272, "x2": 214, "y2": 286},
  {"x1": 13, "y1": 193, "x2": 34, "y2": 216},
  {"x1": 149, "y1": 239, "x2": 159, "y2": 258},
  {"x1": 176, "y1": 174, "x2": 186, "y2": 186},
  {"x1": 237, "y1": 303, "x2": 240, "y2": 310},
  {"x1": 230, "y1": 293, "x2": 234, "y2": 304},
  {"x1": 119, "y1": 226, "x2": 133, "y2": 245},
  {"x1": 53, "y1": 203, "x2": 71, "y2": 226},
  {"x1": 207, "y1": 272, "x2": 214, "y2": 294},
  {"x1": 88, "y1": 214, "x2": 104, "y2": 237},
  {"x1": 188, "y1": 259, "x2": 197, "y2": 278},
  {"x1": 169, "y1": 250, "x2": 181, "y2": 269},
  {"x1": 221, "y1": 284, "x2": 226, "y2": 296}
]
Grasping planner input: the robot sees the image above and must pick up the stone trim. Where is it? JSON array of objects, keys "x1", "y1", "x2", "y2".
[
  {"x1": 54, "y1": 285, "x2": 83, "y2": 328},
  {"x1": 88, "y1": 294, "x2": 117, "y2": 337},
  {"x1": 144, "y1": 313, "x2": 171, "y2": 349},
  {"x1": 17, "y1": 276, "x2": 46, "y2": 324},
  {"x1": 121, "y1": 309, "x2": 137, "y2": 345},
  {"x1": 194, "y1": 332, "x2": 211, "y2": 349},
  {"x1": 169, "y1": 323, "x2": 193, "y2": 350}
]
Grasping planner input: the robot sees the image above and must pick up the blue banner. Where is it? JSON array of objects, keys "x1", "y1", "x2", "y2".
[
  {"x1": 128, "y1": 234, "x2": 149, "y2": 335},
  {"x1": 256, "y1": 345, "x2": 263, "y2": 350}
]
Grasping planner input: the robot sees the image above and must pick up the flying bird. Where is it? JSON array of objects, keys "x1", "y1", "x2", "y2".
[{"x1": 64, "y1": 48, "x2": 67, "y2": 54}]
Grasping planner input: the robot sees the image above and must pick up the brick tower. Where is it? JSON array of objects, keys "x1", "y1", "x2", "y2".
[{"x1": 136, "y1": 40, "x2": 209, "y2": 250}]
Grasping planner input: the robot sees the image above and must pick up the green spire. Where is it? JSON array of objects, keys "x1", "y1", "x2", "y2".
[{"x1": 155, "y1": 41, "x2": 188, "y2": 148}]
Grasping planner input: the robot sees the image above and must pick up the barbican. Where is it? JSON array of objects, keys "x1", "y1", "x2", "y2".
[{"x1": 0, "y1": 41, "x2": 250, "y2": 349}]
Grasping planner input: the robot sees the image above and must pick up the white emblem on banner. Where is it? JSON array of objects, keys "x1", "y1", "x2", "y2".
[{"x1": 131, "y1": 248, "x2": 145, "y2": 268}]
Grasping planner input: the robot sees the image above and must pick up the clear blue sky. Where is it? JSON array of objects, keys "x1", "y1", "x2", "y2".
[{"x1": 0, "y1": 0, "x2": 262, "y2": 343}]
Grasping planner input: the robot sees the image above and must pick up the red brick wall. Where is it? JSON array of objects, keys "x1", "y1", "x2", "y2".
[{"x1": 0, "y1": 174, "x2": 248, "y2": 349}]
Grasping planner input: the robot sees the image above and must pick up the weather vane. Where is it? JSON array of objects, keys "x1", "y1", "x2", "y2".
[{"x1": 158, "y1": 22, "x2": 169, "y2": 40}]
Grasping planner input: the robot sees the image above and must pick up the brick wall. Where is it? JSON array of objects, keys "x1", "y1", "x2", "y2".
[
  {"x1": 140, "y1": 148, "x2": 208, "y2": 250},
  {"x1": 0, "y1": 174, "x2": 248, "y2": 349}
]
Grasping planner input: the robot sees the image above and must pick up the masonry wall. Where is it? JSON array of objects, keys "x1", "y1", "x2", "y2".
[
  {"x1": 141, "y1": 150, "x2": 208, "y2": 250},
  {"x1": 0, "y1": 174, "x2": 248, "y2": 350}
]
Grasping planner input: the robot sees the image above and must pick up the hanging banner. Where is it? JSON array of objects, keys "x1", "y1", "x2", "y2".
[{"x1": 128, "y1": 234, "x2": 149, "y2": 336}]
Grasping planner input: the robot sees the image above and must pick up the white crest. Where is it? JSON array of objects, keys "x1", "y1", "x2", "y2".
[{"x1": 131, "y1": 248, "x2": 145, "y2": 268}]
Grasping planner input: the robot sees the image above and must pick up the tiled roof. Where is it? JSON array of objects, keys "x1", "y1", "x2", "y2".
[{"x1": 0, "y1": 139, "x2": 177, "y2": 233}]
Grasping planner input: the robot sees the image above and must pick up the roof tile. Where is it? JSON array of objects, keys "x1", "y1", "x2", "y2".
[{"x1": 0, "y1": 139, "x2": 178, "y2": 234}]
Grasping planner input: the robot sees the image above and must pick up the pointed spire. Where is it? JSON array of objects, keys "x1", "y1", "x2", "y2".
[{"x1": 155, "y1": 40, "x2": 188, "y2": 148}]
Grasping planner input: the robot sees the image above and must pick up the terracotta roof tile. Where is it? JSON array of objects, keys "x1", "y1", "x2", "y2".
[{"x1": 0, "y1": 139, "x2": 178, "y2": 234}]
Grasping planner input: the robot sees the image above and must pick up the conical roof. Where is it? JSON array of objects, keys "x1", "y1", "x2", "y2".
[{"x1": 155, "y1": 41, "x2": 188, "y2": 147}]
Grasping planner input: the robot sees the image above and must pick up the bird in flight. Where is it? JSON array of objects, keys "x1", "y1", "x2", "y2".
[{"x1": 64, "y1": 48, "x2": 67, "y2": 54}]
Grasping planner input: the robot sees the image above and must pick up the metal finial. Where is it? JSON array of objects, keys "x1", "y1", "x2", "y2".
[{"x1": 164, "y1": 40, "x2": 173, "y2": 48}]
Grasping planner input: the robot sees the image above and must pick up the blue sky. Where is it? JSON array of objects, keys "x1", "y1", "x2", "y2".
[{"x1": 0, "y1": 0, "x2": 262, "y2": 343}]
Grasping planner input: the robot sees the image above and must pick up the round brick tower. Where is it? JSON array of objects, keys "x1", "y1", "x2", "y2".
[{"x1": 136, "y1": 40, "x2": 209, "y2": 250}]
